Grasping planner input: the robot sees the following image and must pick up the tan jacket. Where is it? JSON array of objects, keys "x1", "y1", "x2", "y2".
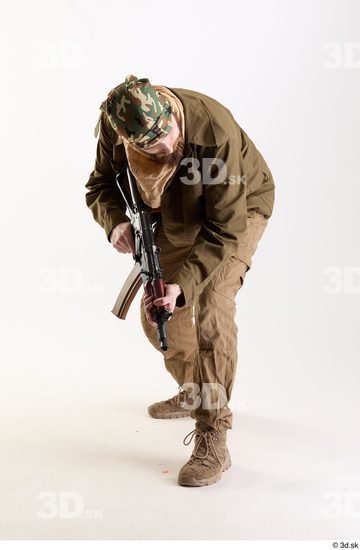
[{"x1": 85, "y1": 86, "x2": 275, "y2": 307}]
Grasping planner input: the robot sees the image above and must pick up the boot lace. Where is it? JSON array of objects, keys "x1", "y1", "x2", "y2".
[
  {"x1": 183, "y1": 427, "x2": 225, "y2": 469},
  {"x1": 167, "y1": 386, "x2": 190, "y2": 408}
]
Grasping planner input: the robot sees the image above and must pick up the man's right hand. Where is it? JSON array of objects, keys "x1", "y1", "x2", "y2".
[{"x1": 110, "y1": 222, "x2": 135, "y2": 254}]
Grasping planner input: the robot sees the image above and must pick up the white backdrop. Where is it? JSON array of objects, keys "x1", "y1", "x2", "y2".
[{"x1": 1, "y1": 0, "x2": 359, "y2": 541}]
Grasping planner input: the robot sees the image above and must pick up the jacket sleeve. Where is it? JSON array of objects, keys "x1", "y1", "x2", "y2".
[
  {"x1": 85, "y1": 112, "x2": 130, "y2": 241},
  {"x1": 167, "y1": 138, "x2": 248, "y2": 307}
]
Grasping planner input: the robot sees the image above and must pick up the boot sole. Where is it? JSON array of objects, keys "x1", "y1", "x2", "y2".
[
  {"x1": 148, "y1": 409, "x2": 191, "y2": 419},
  {"x1": 177, "y1": 453, "x2": 232, "y2": 487}
]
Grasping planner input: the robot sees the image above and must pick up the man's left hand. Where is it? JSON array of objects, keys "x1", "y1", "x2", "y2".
[{"x1": 143, "y1": 283, "x2": 182, "y2": 327}]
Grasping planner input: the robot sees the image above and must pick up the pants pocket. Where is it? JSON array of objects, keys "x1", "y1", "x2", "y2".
[
  {"x1": 234, "y1": 211, "x2": 268, "y2": 269},
  {"x1": 211, "y1": 256, "x2": 249, "y2": 301}
]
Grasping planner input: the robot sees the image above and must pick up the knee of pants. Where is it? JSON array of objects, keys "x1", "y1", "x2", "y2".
[{"x1": 140, "y1": 297, "x2": 197, "y2": 355}]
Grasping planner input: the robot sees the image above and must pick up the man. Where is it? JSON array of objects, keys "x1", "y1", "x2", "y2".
[{"x1": 85, "y1": 74, "x2": 275, "y2": 487}]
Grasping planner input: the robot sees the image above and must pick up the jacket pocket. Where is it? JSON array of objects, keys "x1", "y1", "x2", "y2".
[{"x1": 180, "y1": 179, "x2": 204, "y2": 242}]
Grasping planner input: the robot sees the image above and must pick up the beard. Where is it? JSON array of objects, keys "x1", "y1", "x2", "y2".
[{"x1": 153, "y1": 137, "x2": 185, "y2": 165}]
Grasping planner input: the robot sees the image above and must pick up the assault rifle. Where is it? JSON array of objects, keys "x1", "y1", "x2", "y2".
[{"x1": 111, "y1": 162, "x2": 172, "y2": 351}]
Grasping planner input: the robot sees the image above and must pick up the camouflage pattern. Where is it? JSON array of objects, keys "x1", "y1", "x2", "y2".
[{"x1": 99, "y1": 74, "x2": 173, "y2": 149}]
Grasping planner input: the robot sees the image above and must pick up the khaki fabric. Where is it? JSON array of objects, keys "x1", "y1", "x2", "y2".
[
  {"x1": 140, "y1": 209, "x2": 268, "y2": 431},
  {"x1": 85, "y1": 86, "x2": 275, "y2": 308}
]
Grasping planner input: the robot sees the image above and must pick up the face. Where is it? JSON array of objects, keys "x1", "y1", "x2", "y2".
[{"x1": 142, "y1": 113, "x2": 184, "y2": 164}]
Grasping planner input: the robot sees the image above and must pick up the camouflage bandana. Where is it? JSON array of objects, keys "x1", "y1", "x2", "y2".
[{"x1": 99, "y1": 74, "x2": 173, "y2": 149}]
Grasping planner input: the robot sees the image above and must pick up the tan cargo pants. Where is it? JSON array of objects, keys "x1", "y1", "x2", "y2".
[{"x1": 140, "y1": 210, "x2": 268, "y2": 431}]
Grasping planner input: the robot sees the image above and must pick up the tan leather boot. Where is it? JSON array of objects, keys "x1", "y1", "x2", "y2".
[
  {"x1": 177, "y1": 421, "x2": 231, "y2": 487},
  {"x1": 148, "y1": 387, "x2": 193, "y2": 419}
]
